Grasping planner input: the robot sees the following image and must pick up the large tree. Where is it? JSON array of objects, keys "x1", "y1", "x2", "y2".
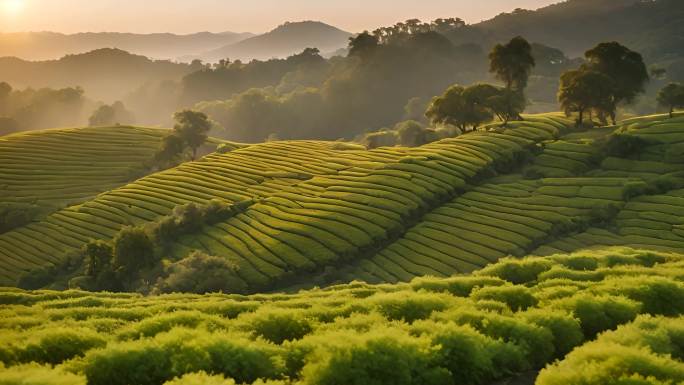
[
  {"x1": 489, "y1": 36, "x2": 535, "y2": 122},
  {"x1": 583, "y1": 42, "x2": 649, "y2": 124},
  {"x1": 173, "y1": 110, "x2": 212, "y2": 160},
  {"x1": 489, "y1": 36, "x2": 536, "y2": 92},
  {"x1": 657, "y1": 83, "x2": 684, "y2": 118},
  {"x1": 558, "y1": 69, "x2": 615, "y2": 127},
  {"x1": 426, "y1": 84, "x2": 495, "y2": 132}
]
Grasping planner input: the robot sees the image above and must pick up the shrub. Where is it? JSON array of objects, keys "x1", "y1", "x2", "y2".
[
  {"x1": 435, "y1": 309, "x2": 554, "y2": 368},
  {"x1": 153, "y1": 251, "x2": 247, "y2": 295},
  {"x1": 112, "y1": 226, "x2": 156, "y2": 274},
  {"x1": 118, "y1": 311, "x2": 226, "y2": 340},
  {"x1": 300, "y1": 329, "x2": 451, "y2": 385},
  {"x1": 83, "y1": 329, "x2": 283, "y2": 385},
  {"x1": 410, "y1": 276, "x2": 506, "y2": 296},
  {"x1": 475, "y1": 257, "x2": 554, "y2": 284},
  {"x1": 551, "y1": 294, "x2": 641, "y2": 338},
  {"x1": 538, "y1": 267, "x2": 604, "y2": 282},
  {"x1": 163, "y1": 372, "x2": 235, "y2": 385},
  {"x1": 550, "y1": 254, "x2": 599, "y2": 271},
  {"x1": 18, "y1": 328, "x2": 107, "y2": 365},
  {"x1": 537, "y1": 341, "x2": 684, "y2": 385},
  {"x1": 470, "y1": 285, "x2": 538, "y2": 311},
  {"x1": 520, "y1": 309, "x2": 584, "y2": 358},
  {"x1": 0, "y1": 363, "x2": 87, "y2": 385},
  {"x1": 239, "y1": 308, "x2": 313, "y2": 344},
  {"x1": 367, "y1": 292, "x2": 450, "y2": 323},
  {"x1": 604, "y1": 134, "x2": 653, "y2": 158},
  {"x1": 594, "y1": 277, "x2": 684, "y2": 316},
  {"x1": 414, "y1": 322, "x2": 501, "y2": 385}
]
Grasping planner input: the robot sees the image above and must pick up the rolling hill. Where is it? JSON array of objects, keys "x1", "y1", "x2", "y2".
[
  {"x1": 0, "y1": 31, "x2": 254, "y2": 61},
  {"x1": 2, "y1": 112, "x2": 684, "y2": 292},
  {"x1": 0, "y1": 48, "x2": 195, "y2": 102},
  {"x1": 200, "y1": 21, "x2": 353, "y2": 62}
]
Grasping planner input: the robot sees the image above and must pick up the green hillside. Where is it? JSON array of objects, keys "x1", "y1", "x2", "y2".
[
  {"x1": 0, "y1": 126, "x2": 167, "y2": 219},
  {"x1": 2, "y1": 113, "x2": 684, "y2": 292},
  {"x1": 0, "y1": 247, "x2": 682, "y2": 385},
  {"x1": 0, "y1": 114, "x2": 571, "y2": 287}
]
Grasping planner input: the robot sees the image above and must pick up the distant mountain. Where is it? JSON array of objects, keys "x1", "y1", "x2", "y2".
[
  {"x1": 0, "y1": 48, "x2": 194, "y2": 101},
  {"x1": 201, "y1": 21, "x2": 353, "y2": 62},
  {"x1": 461, "y1": 0, "x2": 684, "y2": 62},
  {"x1": 0, "y1": 31, "x2": 254, "y2": 61}
]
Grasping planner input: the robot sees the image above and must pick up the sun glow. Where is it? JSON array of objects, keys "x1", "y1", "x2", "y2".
[{"x1": 2, "y1": 0, "x2": 25, "y2": 15}]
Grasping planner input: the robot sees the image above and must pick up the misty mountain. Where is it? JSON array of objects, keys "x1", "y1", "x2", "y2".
[
  {"x1": 463, "y1": 0, "x2": 684, "y2": 63},
  {"x1": 201, "y1": 21, "x2": 353, "y2": 62},
  {"x1": 0, "y1": 31, "x2": 254, "y2": 61},
  {"x1": 0, "y1": 48, "x2": 195, "y2": 102}
]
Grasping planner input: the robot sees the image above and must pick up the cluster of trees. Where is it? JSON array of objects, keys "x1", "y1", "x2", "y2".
[
  {"x1": 88, "y1": 101, "x2": 135, "y2": 127},
  {"x1": 78, "y1": 199, "x2": 247, "y2": 292},
  {"x1": 0, "y1": 82, "x2": 88, "y2": 135},
  {"x1": 192, "y1": 20, "x2": 491, "y2": 142},
  {"x1": 558, "y1": 42, "x2": 650, "y2": 126},
  {"x1": 425, "y1": 36, "x2": 534, "y2": 131}
]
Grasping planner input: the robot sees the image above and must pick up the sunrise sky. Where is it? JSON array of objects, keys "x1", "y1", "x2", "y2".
[{"x1": 0, "y1": 0, "x2": 560, "y2": 34}]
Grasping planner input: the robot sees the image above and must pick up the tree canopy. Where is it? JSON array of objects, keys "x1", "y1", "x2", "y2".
[
  {"x1": 656, "y1": 83, "x2": 684, "y2": 118},
  {"x1": 173, "y1": 110, "x2": 212, "y2": 160}
]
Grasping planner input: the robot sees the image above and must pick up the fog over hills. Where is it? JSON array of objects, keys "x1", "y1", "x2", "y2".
[
  {"x1": 200, "y1": 21, "x2": 353, "y2": 62},
  {"x1": 0, "y1": 31, "x2": 254, "y2": 61}
]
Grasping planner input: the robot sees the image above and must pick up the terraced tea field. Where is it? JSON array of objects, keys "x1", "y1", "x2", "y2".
[
  {"x1": 0, "y1": 114, "x2": 570, "y2": 287},
  {"x1": 0, "y1": 247, "x2": 682, "y2": 385},
  {"x1": 2, "y1": 113, "x2": 684, "y2": 293},
  {"x1": 0, "y1": 126, "x2": 167, "y2": 217}
]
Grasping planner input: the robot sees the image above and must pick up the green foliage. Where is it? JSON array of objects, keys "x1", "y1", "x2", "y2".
[
  {"x1": 89, "y1": 101, "x2": 135, "y2": 127},
  {"x1": 83, "y1": 329, "x2": 283, "y2": 385},
  {"x1": 558, "y1": 69, "x2": 615, "y2": 126},
  {"x1": 301, "y1": 330, "x2": 450, "y2": 385},
  {"x1": 112, "y1": 226, "x2": 156, "y2": 275},
  {"x1": 0, "y1": 203, "x2": 36, "y2": 234},
  {"x1": 154, "y1": 251, "x2": 247, "y2": 295},
  {"x1": 475, "y1": 257, "x2": 554, "y2": 284},
  {"x1": 656, "y1": 82, "x2": 684, "y2": 118},
  {"x1": 537, "y1": 316, "x2": 684, "y2": 385},
  {"x1": 489, "y1": 36, "x2": 536, "y2": 91},
  {"x1": 470, "y1": 285, "x2": 538, "y2": 311},
  {"x1": 0, "y1": 363, "x2": 86, "y2": 385},
  {"x1": 163, "y1": 372, "x2": 236, "y2": 385},
  {"x1": 551, "y1": 294, "x2": 641, "y2": 338},
  {"x1": 172, "y1": 110, "x2": 212, "y2": 160},
  {"x1": 1, "y1": 248, "x2": 684, "y2": 385},
  {"x1": 239, "y1": 308, "x2": 313, "y2": 344}
]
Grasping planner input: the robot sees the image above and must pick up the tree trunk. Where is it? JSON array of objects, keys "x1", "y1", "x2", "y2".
[
  {"x1": 670, "y1": 106, "x2": 674, "y2": 119},
  {"x1": 192, "y1": 147, "x2": 197, "y2": 161},
  {"x1": 577, "y1": 109, "x2": 584, "y2": 128},
  {"x1": 610, "y1": 111, "x2": 616, "y2": 126}
]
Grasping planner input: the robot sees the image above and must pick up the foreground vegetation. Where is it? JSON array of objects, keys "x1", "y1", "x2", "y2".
[{"x1": 0, "y1": 247, "x2": 682, "y2": 385}]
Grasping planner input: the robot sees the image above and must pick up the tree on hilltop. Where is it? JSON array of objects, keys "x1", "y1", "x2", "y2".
[
  {"x1": 558, "y1": 69, "x2": 615, "y2": 127},
  {"x1": 490, "y1": 36, "x2": 536, "y2": 91},
  {"x1": 348, "y1": 32, "x2": 379, "y2": 60},
  {"x1": 173, "y1": 110, "x2": 212, "y2": 160},
  {"x1": 489, "y1": 36, "x2": 535, "y2": 122},
  {"x1": 657, "y1": 83, "x2": 684, "y2": 118},
  {"x1": 583, "y1": 42, "x2": 649, "y2": 124}
]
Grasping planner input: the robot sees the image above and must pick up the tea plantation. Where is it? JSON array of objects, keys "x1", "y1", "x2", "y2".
[
  {"x1": 3, "y1": 113, "x2": 684, "y2": 292},
  {"x1": 0, "y1": 247, "x2": 682, "y2": 385}
]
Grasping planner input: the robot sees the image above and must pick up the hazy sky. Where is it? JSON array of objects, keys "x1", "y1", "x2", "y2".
[{"x1": 0, "y1": 0, "x2": 559, "y2": 34}]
